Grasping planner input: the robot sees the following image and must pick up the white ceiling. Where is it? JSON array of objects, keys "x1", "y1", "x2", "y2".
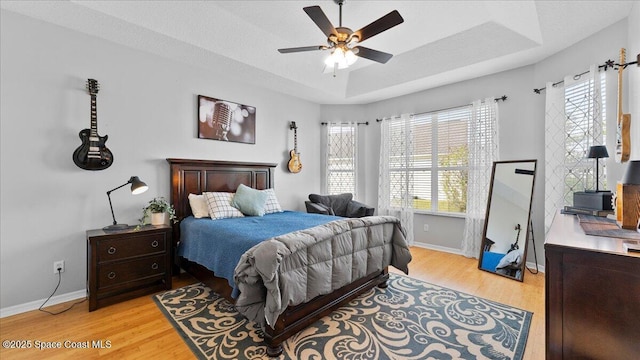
[{"x1": 1, "y1": 0, "x2": 635, "y2": 104}]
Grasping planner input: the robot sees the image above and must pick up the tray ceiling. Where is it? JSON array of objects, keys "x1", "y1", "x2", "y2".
[{"x1": 1, "y1": 0, "x2": 634, "y2": 104}]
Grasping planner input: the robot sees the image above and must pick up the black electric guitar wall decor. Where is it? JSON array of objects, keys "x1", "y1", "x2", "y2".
[
  {"x1": 288, "y1": 121, "x2": 302, "y2": 173},
  {"x1": 73, "y1": 79, "x2": 113, "y2": 170}
]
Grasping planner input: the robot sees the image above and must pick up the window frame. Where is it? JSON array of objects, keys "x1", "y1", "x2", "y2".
[
  {"x1": 325, "y1": 122, "x2": 358, "y2": 197},
  {"x1": 386, "y1": 105, "x2": 473, "y2": 216}
]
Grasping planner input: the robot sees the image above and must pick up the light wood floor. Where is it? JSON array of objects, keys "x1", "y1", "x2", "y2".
[{"x1": 0, "y1": 247, "x2": 545, "y2": 359}]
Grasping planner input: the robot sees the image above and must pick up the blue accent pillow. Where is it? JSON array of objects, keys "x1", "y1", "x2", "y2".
[{"x1": 231, "y1": 184, "x2": 269, "y2": 216}]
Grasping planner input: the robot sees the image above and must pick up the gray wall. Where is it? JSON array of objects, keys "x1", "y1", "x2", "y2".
[{"x1": 0, "y1": 11, "x2": 322, "y2": 311}]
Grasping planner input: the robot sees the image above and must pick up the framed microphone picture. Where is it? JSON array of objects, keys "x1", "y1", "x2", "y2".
[{"x1": 198, "y1": 95, "x2": 256, "y2": 144}]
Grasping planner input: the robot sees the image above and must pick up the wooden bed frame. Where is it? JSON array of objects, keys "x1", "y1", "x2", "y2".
[{"x1": 166, "y1": 158, "x2": 389, "y2": 357}]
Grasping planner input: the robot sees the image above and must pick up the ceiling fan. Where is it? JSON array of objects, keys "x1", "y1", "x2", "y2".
[{"x1": 278, "y1": 0, "x2": 404, "y2": 70}]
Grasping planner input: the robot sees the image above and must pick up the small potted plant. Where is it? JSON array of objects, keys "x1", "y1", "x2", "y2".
[{"x1": 140, "y1": 197, "x2": 177, "y2": 226}]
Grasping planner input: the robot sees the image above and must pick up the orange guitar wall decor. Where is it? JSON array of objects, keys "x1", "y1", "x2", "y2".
[
  {"x1": 615, "y1": 48, "x2": 631, "y2": 163},
  {"x1": 288, "y1": 121, "x2": 302, "y2": 173}
]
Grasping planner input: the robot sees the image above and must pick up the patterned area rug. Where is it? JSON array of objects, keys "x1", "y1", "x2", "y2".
[{"x1": 154, "y1": 274, "x2": 532, "y2": 360}]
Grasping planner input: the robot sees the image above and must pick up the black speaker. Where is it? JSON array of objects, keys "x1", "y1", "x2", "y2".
[{"x1": 573, "y1": 191, "x2": 613, "y2": 210}]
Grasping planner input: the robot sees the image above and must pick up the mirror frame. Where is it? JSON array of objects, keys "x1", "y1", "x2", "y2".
[{"x1": 478, "y1": 159, "x2": 537, "y2": 282}]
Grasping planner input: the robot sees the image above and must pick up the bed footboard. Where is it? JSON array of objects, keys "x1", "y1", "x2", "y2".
[{"x1": 263, "y1": 268, "x2": 389, "y2": 357}]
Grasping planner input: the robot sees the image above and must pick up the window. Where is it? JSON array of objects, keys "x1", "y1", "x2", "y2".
[
  {"x1": 562, "y1": 73, "x2": 606, "y2": 204},
  {"x1": 326, "y1": 123, "x2": 357, "y2": 195},
  {"x1": 386, "y1": 105, "x2": 474, "y2": 214}
]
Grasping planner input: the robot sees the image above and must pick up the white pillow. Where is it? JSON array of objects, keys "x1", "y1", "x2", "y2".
[
  {"x1": 203, "y1": 192, "x2": 244, "y2": 220},
  {"x1": 262, "y1": 188, "x2": 283, "y2": 214},
  {"x1": 188, "y1": 193, "x2": 209, "y2": 218}
]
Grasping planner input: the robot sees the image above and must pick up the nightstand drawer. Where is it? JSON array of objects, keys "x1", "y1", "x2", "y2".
[
  {"x1": 97, "y1": 232, "x2": 166, "y2": 263},
  {"x1": 97, "y1": 254, "x2": 166, "y2": 289}
]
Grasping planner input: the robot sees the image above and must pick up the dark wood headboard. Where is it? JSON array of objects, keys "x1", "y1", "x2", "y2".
[{"x1": 166, "y1": 158, "x2": 277, "y2": 221}]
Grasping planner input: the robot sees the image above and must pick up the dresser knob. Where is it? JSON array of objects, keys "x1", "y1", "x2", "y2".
[
  {"x1": 151, "y1": 263, "x2": 159, "y2": 270},
  {"x1": 107, "y1": 247, "x2": 116, "y2": 255},
  {"x1": 107, "y1": 272, "x2": 116, "y2": 280},
  {"x1": 151, "y1": 240, "x2": 159, "y2": 248}
]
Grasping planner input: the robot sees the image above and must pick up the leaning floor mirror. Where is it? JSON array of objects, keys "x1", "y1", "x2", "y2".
[{"x1": 478, "y1": 160, "x2": 537, "y2": 281}]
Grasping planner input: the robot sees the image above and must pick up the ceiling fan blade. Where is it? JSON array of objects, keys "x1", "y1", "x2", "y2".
[
  {"x1": 354, "y1": 46, "x2": 393, "y2": 64},
  {"x1": 278, "y1": 46, "x2": 324, "y2": 53},
  {"x1": 354, "y1": 10, "x2": 404, "y2": 42},
  {"x1": 303, "y1": 6, "x2": 337, "y2": 37}
]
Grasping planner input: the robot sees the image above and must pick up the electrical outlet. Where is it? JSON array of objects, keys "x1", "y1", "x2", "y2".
[
  {"x1": 423, "y1": 224, "x2": 429, "y2": 232},
  {"x1": 53, "y1": 260, "x2": 65, "y2": 274}
]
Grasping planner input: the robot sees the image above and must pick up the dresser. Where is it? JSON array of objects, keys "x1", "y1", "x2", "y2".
[
  {"x1": 87, "y1": 225, "x2": 172, "y2": 311},
  {"x1": 545, "y1": 212, "x2": 640, "y2": 359}
]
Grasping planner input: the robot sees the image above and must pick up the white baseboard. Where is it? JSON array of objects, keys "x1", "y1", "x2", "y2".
[
  {"x1": 525, "y1": 261, "x2": 545, "y2": 273},
  {"x1": 0, "y1": 290, "x2": 86, "y2": 318},
  {"x1": 411, "y1": 241, "x2": 462, "y2": 255}
]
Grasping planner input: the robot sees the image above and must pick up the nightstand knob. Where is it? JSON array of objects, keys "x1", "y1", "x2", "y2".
[
  {"x1": 151, "y1": 240, "x2": 159, "y2": 248},
  {"x1": 151, "y1": 263, "x2": 159, "y2": 270},
  {"x1": 107, "y1": 271, "x2": 116, "y2": 280},
  {"x1": 107, "y1": 246, "x2": 116, "y2": 255}
]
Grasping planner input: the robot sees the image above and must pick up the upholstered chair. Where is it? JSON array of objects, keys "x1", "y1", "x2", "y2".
[{"x1": 305, "y1": 193, "x2": 375, "y2": 218}]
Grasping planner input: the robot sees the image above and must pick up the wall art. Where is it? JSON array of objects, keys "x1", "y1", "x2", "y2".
[{"x1": 198, "y1": 95, "x2": 256, "y2": 144}]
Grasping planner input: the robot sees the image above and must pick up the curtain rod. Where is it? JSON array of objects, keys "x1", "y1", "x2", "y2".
[
  {"x1": 533, "y1": 56, "x2": 639, "y2": 94},
  {"x1": 375, "y1": 95, "x2": 507, "y2": 122},
  {"x1": 320, "y1": 121, "x2": 369, "y2": 125}
]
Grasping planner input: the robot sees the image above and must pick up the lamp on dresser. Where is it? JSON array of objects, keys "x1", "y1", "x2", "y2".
[
  {"x1": 573, "y1": 145, "x2": 613, "y2": 210},
  {"x1": 616, "y1": 160, "x2": 640, "y2": 229},
  {"x1": 587, "y1": 145, "x2": 609, "y2": 192},
  {"x1": 104, "y1": 176, "x2": 148, "y2": 230}
]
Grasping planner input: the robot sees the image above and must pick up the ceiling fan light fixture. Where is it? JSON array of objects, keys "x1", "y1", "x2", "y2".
[
  {"x1": 324, "y1": 46, "x2": 358, "y2": 69},
  {"x1": 345, "y1": 48, "x2": 357, "y2": 65}
]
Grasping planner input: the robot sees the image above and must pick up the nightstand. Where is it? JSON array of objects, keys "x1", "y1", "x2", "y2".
[{"x1": 87, "y1": 225, "x2": 172, "y2": 311}]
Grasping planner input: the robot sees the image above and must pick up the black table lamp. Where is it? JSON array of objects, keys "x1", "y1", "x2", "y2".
[
  {"x1": 622, "y1": 160, "x2": 640, "y2": 184},
  {"x1": 104, "y1": 176, "x2": 149, "y2": 230},
  {"x1": 588, "y1": 145, "x2": 609, "y2": 192}
]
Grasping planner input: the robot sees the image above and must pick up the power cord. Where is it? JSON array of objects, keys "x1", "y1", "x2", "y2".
[{"x1": 38, "y1": 268, "x2": 86, "y2": 315}]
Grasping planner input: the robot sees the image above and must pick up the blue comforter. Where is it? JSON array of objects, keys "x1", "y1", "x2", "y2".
[{"x1": 177, "y1": 211, "x2": 341, "y2": 297}]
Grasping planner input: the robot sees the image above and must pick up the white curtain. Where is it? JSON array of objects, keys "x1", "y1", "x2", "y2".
[
  {"x1": 544, "y1": 65, "x2": 603, "y2": 233},
  {"x1": 378, "y1": 114, "x2": 414, "y2": 245},
  {"x1": 321, "y1": 124, "x2": 331, "y2": 194},
  {"x1": 544, "y1": 79, "x2": 567, "y2": 232},
  {"x1": 461, "y1": 98, "x2": 499, "y2": 258}
]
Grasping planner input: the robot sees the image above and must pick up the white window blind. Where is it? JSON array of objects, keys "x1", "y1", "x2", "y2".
[
  {"x1": 326, "y1": 123, "x2": 357, "y2": 195},
  {"x1": 386, "y1": 105, "x2": 473, "y2": 214},
  {"x1": 563, "y1": 72, "x2": 606, "y2": 204}
]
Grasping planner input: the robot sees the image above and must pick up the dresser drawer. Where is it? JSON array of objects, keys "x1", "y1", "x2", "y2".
[
  {"x1": 97, "y1": 254, "x2": 166, "y2": 290},
  {"x1": 97, "y1": 232, "x2": 166, "y2": 263}
]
